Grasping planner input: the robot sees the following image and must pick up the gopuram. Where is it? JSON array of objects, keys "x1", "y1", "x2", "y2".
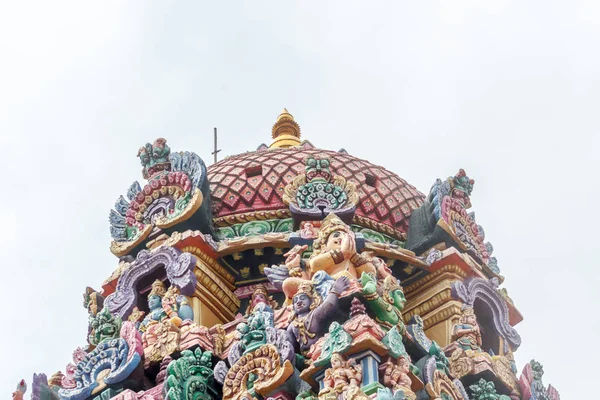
[{"x1": 14, "y1": 110, "x2": 560, "y2": 400}]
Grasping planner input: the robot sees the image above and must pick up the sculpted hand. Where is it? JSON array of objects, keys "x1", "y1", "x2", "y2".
[
  {"x1": 360, "y1": 272, "x2": 377, "y2": 295},
  {"x1": 331, "y1": 276, "x2": 350, "y2": 295},
  {"x1": 340, "y1": 231, "x2": 356, "y2": 259},
  {"x1": 284, "y1": 245, "x2": 308, "y2": 269}
]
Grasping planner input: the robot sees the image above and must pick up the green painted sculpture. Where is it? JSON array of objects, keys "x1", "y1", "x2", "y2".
[
  {"x1": 382, "y1": 326, "x2": 408, "y2": 359},
  {"x1": 90, "y1": 307, "x2": 122, "y2": 345},
  {"x1": 468, "y1": 378, "x2": 511, "y2": 400},
  {"x1": 315, "y1": 321, "x2": 353, "y2": 367},
  {"x1": 296, "y1": 157, "x2": 349, "y2": 211},
  {"x1": 361, "y1": 273, "x2": 407, "y2": 333},
  {"x1": 237, "y1": 302, "x2": 273, "y2": 354},
  {"x1": 377, "y1": 387, "x2": 406, "y2": 400},
  {"x1": 429, "y1": 341, "x2": 450, "y2": 375},
  {"x1": 165, "y1": 348, "x2": 216, "y2": 400}
]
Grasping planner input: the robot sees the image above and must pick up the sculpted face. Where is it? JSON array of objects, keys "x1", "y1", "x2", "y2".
[
  {"x1": 331, "y1": 355, "x2": 342, "y2": 368},
  {"x1": 305, "y1": 157, "x2": 331, "y2": 182},
  {"x1": 293, "y1": 293, "x2": 312, "y2": 315},
  {"x1": 392, "y1": 289, "x2": 406, "y2": 308},
  {"x1": 252, "y1": 293, "x2": 267, "y2": 307},
  {"x1": 399, "y1": 357, "x2": 410, "y2": 373},
  {"x1": 466, "y1": 314, "x2": 477, "y2": 326},
  {"x1": 148, "y1": 294, "x2": 162, "y2": 310},
  {"x1": 200, "y1": 352, "x2": 211, "y2": 366},
  {"x1": 325, "y1": 230, "x2": 345, "y2": 251}
]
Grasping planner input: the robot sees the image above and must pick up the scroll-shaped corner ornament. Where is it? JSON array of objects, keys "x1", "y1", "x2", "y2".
[
  {"x1": 421, "y1": 357, "x2": 468, "y2": 400},
  {"x1": 416, "y1": 169, "x2": 499, "y2": 270},
  {"x1": 58, "y1": 321, "x2": 143, "y2": 400},
  {"x1": 105, "y1": 246, "x2": 197, "y2": 319},
  {"x1": 108, "y1": 139, "x2": 210, "y2": 256},
  {"x1": 451, "y1": 277, "x2": 521, "y2": 349},
  {"x1": 221, "y1": 344, "x2": 293, "y2": 400}
]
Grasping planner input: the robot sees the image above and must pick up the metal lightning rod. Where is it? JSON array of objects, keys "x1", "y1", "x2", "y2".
[{"x1": 211, "y1": 127, "x2": 221, "y2": 164}]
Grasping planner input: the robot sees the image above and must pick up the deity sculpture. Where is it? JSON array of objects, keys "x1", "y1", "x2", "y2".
[
  {"x1": 288, "y1": 276, "x2": 350, "y2": 355},
  {"x1": 267, "y1": 214, "x2": 376, "y2": 302},
  {"x1": 139, "y1": 279, "x2": 193, "y2": 332},
  {"x1": 319, "y1": 353, "x2": 365, "y2": 399},
  {"x1": 164, "y1": 348, "x2": 217, "y2": 400},
  {"x1": 244, "y1": 284, "x2": 278, "y2": 316},
  {"x1": 300, "y1": 222, "x2": 318, "y2": 239},
  {"x1": 211, "y1": 324, "x2": 227, "y2": 357},
  {"x1": 315, "y1": 321, "x2": 353, "y2": 366},
  {"x1": 469, "y1": 379, "x2": 512, "y2": 400},
  {"x1": 380, "y1": 356, "x2": 416, "y2": 399},
  {"x1": 83, "y1": 287, "x2": 104, "y2": 317},
  {"x1": 308, "y1": 213, "x2": 376, "y2": 280},
  {"x1": 84, "y1": 287, "x2": 105, "y2": 345},
  {"x1": 444, "y1": 307, "x2": 483, "y2": 355},
  {"x1": 361, "y1": 273, "x2": 408, "y2": 334},
  {"x1": 238, "y1": 302, "x2": 273, "y2": 354}
]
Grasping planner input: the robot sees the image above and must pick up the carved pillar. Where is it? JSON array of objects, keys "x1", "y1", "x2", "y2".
[{"x1": 351, "y1": 350, "x2": 384, "y2": 394}]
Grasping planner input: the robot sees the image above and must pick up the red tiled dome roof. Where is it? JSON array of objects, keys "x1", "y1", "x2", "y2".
[{"x1": 207, "y1": 145, "x2": 424, "y2": 240}]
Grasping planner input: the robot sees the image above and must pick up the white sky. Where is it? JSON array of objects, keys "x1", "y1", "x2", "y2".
[{"x1": 1, "y1": 1, "x2": 598, "y2": 398}]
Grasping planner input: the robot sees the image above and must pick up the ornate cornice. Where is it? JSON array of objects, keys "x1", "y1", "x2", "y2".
[
  {"x1": 362, "y1": 241, "x2": 427, "y2": 268},
  {"x1": 403, "y1": 289, "x2": 459, "y2": 326},
  {"x1": 193, "y1": 273, "x2": 239, "y2": 320},
  {"x1": 213, "y1": 209, "x2": 292, "y2": 227},
  {"x1": 404, "y1": 264, "x2": 467, "y2": 295},
  {"x1": 421, "y1": 303, "x2": 463, "y2": 330},
  {"x1": 182, "y1": 245, "x2": 235, "y2": 286},
  {"x1": 215, "y1": 233, "x2": 290, "y2": 256},
  {"x1": 194, "y1": 269, "x2": 237, "y2": 313},
  {"x1": 352, "y1": 214, "x2": 407, "y2": 241}
]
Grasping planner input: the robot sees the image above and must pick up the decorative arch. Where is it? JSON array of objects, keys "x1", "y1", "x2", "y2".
[
  {"x1": 451, "y1": 277, "x2": 521, "y2": 350},
  {"x1": 105, "y1": 246, "x2": 197, "y2": 319}
]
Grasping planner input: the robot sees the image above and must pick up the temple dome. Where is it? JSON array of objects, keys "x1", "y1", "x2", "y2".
[{"x1": 207, "y1": 144, "x2": 424, "y2": 240}]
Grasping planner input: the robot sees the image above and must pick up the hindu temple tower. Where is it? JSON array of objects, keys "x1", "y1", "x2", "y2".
[{"x1": 15, "y1": 110, "x2": 559, "y2": 400}]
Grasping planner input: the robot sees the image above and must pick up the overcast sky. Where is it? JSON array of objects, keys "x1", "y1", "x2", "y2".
[{"x1": 1, "y1": 1, "x2": 598, "y2": 398}]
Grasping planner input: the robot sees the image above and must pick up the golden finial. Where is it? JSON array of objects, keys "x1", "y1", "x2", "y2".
[{"x1": 270, "y1": 108, "x2": 301, "y2": 148}]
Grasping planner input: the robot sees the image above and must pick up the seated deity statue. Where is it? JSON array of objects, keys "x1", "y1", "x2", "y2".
[
  {"x1": 139, "y1": 279, "x2": 193, "y2": 333},
  {"x1": 287, "y1": 276, "x2": 350, "y2": 355},
  {"x1": 444, "y1": 307, "x2": 483, "y2": 355}
]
